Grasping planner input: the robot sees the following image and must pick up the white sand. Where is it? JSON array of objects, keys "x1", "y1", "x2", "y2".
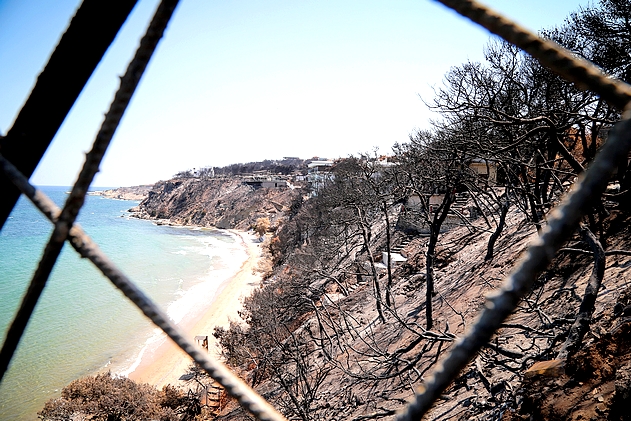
[{"x1": 128, "y1": 230, "x2": 262, "y2": 387}]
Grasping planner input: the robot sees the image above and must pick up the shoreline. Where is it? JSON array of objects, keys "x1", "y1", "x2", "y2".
[{"x1": 127, "y1": 229, "x2": 262, "y2": 388}]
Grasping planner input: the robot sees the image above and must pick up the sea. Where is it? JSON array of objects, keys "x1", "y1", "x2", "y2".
[{"x1": 0, "y1": 186, "x2": 248, "y2": 420}]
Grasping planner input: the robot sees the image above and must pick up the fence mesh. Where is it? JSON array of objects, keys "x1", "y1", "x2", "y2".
[{"x1": 1, "y1": 0, "x2": 631, "y2": 420}]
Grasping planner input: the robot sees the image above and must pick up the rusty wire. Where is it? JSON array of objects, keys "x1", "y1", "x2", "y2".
[{"x1": 2, "y1": 0, "x2": 631, "y2": 420}]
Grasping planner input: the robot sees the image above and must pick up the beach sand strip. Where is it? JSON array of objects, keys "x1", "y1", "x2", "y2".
[{"x1": 128, "y1": 230, "x2": 262, "y2": 388}]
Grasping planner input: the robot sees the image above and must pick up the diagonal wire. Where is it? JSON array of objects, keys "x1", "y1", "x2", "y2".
[
  {"x1": 0, "y1": 153, "x2": 288, "y2": 421},
  {"x1": 0, "y1": 0, "x2": 138, "y2": 231},
  {"x1": 0, "y1": 0, "x2": 180, "y2": 382},
  {"x1": 433, "y1": 0, "x2": 631, "y2": 111}
]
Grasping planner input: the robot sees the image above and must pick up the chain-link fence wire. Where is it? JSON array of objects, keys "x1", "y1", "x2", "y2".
[
  {"x1": 0, "y1": 1, "x2": 138, "y2": 230},
  {"x1": 1, "y1": 0, "x2": 631, "y2": 420}
]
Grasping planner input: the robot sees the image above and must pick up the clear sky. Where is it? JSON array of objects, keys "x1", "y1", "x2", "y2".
[{"x1": 1, "y1": 0, "x2": 588, "y2": 187}]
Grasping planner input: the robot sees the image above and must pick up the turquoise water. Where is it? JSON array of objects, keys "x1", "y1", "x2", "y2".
[{"x1": 0, "y1": 187, "x2": 247, "y2": 420}]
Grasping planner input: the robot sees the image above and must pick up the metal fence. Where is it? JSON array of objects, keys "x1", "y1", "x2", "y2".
[{"x1": 1, "y1": 0, "x2": 630, "y2": 420}]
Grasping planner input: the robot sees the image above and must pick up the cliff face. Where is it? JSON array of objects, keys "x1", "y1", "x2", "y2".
[
  {"x1": 89, "y1": 185, "x2": 154, "y2": 201},
  {"x1": 136, "y1": 178, "x2": 300, "y2": 230}
]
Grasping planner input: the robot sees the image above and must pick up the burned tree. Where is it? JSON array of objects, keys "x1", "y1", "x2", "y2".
[{"x1": 394, "y1": 128, "x2": 471, "y2": 329}]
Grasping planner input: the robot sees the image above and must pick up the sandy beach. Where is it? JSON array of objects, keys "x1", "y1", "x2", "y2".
[{"x1": 128, "y1": 230, "x2": 262, "y2": 388}]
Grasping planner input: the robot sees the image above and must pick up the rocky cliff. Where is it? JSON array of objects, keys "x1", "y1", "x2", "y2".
[
  {"x1": 89, "y1": 185, "x2": 154, "y2": 201},
  {"x1": 134, "y1": 178, "x2": 301, "y2": 230}
]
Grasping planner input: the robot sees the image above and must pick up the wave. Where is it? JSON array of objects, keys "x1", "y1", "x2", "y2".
[
  {"x1": 114, "y1": 230, "x2": 248, "y2": 378},
  {"x1": 117, "y1": 328, "x2": 166, "y2": 378}
]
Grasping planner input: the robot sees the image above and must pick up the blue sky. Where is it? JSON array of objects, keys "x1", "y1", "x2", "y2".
[{"x1": 1, "y1": 0, "x2": 588, "y2": 187}]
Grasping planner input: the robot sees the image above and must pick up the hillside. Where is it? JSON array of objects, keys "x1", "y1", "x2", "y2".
[
  {"x1": 89, "y1": 185, "x2": 154, "y2": 201},
  {"x1": 119, "y1": 170, "x2": 631, "y2": 421},
  {"x1": 212, "y1": 205, "x2": 631, "y2": 421}
]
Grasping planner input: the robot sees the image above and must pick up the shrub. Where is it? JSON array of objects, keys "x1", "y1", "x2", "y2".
[
  {"x1": 38, "y1": 372, "x2": 199, "y2": 421},
  {"x1": 254, "y1": 217, "x2": 271, "y2": 237}
]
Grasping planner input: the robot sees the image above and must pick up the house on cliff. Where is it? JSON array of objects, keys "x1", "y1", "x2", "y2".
[
  {"x1": 306, "y1": 160, "x2": 334, "y2": 194},
  {"x1": 243, "y1": 178, "x2": 289, "y2": 189},
  {"x1": 468, "y1": 158, "x2": 504, "y2": 185}
]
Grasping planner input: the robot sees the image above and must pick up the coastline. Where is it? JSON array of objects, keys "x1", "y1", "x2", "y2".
[
  {"x1": 127, "y1": 229, "x2": 262, "y2": 388},
  {"x1": 88, "y1": 185, "x2": 153, "y2": 201}
]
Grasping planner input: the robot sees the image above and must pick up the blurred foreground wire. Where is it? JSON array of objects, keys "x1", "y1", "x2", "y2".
[{"x1": 2, "y1": 0, "x2": 631, "y2": 420}]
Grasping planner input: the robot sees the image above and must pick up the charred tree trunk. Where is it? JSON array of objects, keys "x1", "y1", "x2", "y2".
[
  {"x1": 485, "y1": 200, "x2": 509, "y2": 261},
  {"x1": 518, "y1": 165, "x2": 541, "y2": 230},
  {"x1": 383, "y1": 201, "x2": 394, "y2": 308},
  {"x1": 556, "y1": 224, "x2": 606, "y2": 361},
  {"x1": 554, "y1": 133, "x2": 585, "y2": 175},
  {"x1": 425, "y1": 189, "x2": 455, "y2": 330},
  {"x1": 356, "y1": 206, "x2": 386, "y2": 323}
]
